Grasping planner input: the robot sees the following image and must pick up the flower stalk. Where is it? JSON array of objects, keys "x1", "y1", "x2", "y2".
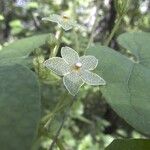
[
  {"x1": 49, "y1": 98, "x2": 75, "y2": 150},
  {"x1": 105, "y1": 15, "x2": 123, "y2": 46},
  {"x1": 105, "y1": 0, "x2": 130, "y2": 46},
  {"x1": 50, "y1": 27, "x2": 63, "y2": 57}
]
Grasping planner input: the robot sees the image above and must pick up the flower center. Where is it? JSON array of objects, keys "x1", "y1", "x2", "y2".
[
  {"x1": 62, "y1": 15, "x2": 69, "y2": 22},
  {"x1": 71, "y1": 62, "x2": 82, "y2": 72},
  {"x1": 75, "y1": 62, "x2": 82, "y2": 68},
  {"x1": 72, "y1": 62, "x2": 82, "y2": 72}
]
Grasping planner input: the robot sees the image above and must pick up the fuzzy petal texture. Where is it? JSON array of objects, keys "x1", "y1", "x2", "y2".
[
  {"x1": 80, "y1": 70, "x2": 106, "y2": 85},
  {"x1": 42, "y1": 14, "x2": 61, "y2": 23},
  {"x1": 63, "y1": 72, "x2": 84, "y2": 96},
  {"x1": 79, "y1": 55, "x2": 98, "y2": 70},
  {"x1": 61, "y1": 46, "x2": 79, "y2": 65},
  {"x1": 44, "y1": 57, "x2": 70, "y2": 76},
  {"x1": 58, "y1": 19, "x2": 76, "y2": 31}
]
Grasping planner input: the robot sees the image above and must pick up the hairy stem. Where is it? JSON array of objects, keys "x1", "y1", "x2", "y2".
[
  {"x1": 49, "y1": 97, "x2": 75, "y2": 150},
  {"x1": 105, "y1": 15, "x2": 123, "y2": 46},
  {"x1": 43, "y1": 94, "x2": 68, "y2": 129},
  {"x1": 50, "y1": 27, "x2": 63, "y2": 57},
  {"x1": 73, "y1": 29, "x2": 79, "y2": 51}
]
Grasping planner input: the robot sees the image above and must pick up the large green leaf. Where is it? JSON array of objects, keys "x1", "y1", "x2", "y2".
[
  {"x1": 87, "y1": 32, "x2": 150, "y2": 135},
  {"x1": 0, "y1": 64, "x2": 41, "y2": 150},
  {"x1": 106, "y1": 139, "x2": 150, "y2": 150},
  {"x1": 0, "y1": 34, "x2": 49, "y2": 66}
]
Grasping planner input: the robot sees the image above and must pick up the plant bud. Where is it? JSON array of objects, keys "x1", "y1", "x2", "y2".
[
  {"x1": 114, "y1": 0, "x2": 130, "y2": 16},
  {"x1": 45, "y1": 33, "x2": 57, "y2": 47}
]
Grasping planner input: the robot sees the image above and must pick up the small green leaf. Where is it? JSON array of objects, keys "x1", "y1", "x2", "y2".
[
  {"x1": 10, "y1": 20, "x2": 23, "y2": 28},
  {"x1": 106, "y1": 139, "x2": 150, "y2": 150},
  {"x1": 0, "y1": 14, "x2": 4, "y2": 21},
  {"x1": 0, "y1": 34, "x2": 49, "y2": 66},
  {"x1": 27, "y1": 2, "x2": 39, "y2": 9},
  {"x1": 87, "y1": 32, "x2": 150, "y2": 135},
  {"x1": 0, "y1": 64, "x2": 41, "y2": 150}
]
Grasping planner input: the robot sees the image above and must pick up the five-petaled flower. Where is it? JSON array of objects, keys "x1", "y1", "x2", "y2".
[
  {"x1": 42, "y1": 14, "x2": 76, "y2": 31},
  {"x1": 44, "y1": 46, "x2": 106, "y2": 96}
]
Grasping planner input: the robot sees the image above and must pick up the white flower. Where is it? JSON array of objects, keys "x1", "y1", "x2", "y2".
[
  {"x1": 44, "y1": 47, "x2": 106, "y2": 96},
  {"x1": 42, "y1": 14, "x2": 76, "y2": 31}
]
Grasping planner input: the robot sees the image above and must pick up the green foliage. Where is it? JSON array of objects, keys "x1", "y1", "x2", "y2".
[
  {"x1": 106, "y1": 139, "x2": 150, "y2": 150},
  {"x1": 0, "y1": 34, "x2": 50, "y2": 66},
  {"x1": 10, "y1": 19, "x2": 24, "y2": 35},
  {"x1": 0, "y1": 64, "x2": 41, "y2": 150},
  {"x1": 0, "y1": 0, "x2": 150, "y2": 149},
  {"x1": 27, "y1": 2, "x2": 39, "y2": 9},
  {"x1": 0, "y1": 14, "x2": 4, "y2": 21},
  {"x1": 114, "y1": 0, "x2": 130, "y2": 16},
  {"x1": 87, "y1": 32, "x2": 150, "y2": 135}
]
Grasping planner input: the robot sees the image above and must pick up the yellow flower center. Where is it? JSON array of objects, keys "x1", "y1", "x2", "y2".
[
  {"x1": 72, "y1": 62, "x2": 82, "y2": 72},
  {"x1": 62, "y1": 15, "x2": 69, "y2": 22},
  {"x1": 75, "y1": 62, "x2": 82, "y2": 68}
]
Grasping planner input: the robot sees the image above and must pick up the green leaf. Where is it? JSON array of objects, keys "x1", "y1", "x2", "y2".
[
  {"x1": 27, "y1": 2, "x2": 39, "y2": 9},
  {"x1": 106, "y1": 139, "x2": 150, "y2": 150},
  {"x1": 0, "y1": 34, "x2": 49, "y2": 66},
  {"x1": 10, "y1": 20, "x2": 23, "y2": 28},
  {"x1": 87, "y1": 32, "x2": 150, "y2": 135},
  {"x1": 0, "y1": 14, "x2": 4, "y2": 21},
  {"x1": 0, "y1": 64, "x2": 41, "y2": 150}
]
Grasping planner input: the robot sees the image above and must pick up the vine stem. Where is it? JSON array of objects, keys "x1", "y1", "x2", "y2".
[
  {"x1": 87, "y1": 0, "x2": 101, "y2": 49},
  {"x1": 72, "y1": 1, "x2": 79, "y2": 51},
  {"x1": 50, "y1": 27, "x2": 63, "y2": 58},
  {"x1": 73, "y1": 29, "x2": 79, "y2": 51},
  {"x1": 105, "y1": 15, "x2": 123, "y2": 46},
  {"x1": 49, "y1": 97, "x2": 76, "y2": 150}
]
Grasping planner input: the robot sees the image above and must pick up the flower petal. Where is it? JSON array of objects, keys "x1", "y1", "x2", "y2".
[
  {"x1": 61, "y1": 46, "x2": 79, "y2": 65},
  {"x1": 59, "y1": 21, "x2": 73, "y2": 31},
  {"x1": 63, "y1": 72, "x2": 84, "y2": 96},
  {"x1": 44, "y1": 57, "x2": 70, "y2": 76},
  {"x1": 58, "y1": 19, "x2": 76, "y2": 31},
  {"x1": 80, "y1": 70, "x2": 106, "y2": 85},
  {"x1": 79, "y1": 55, "x2": 98, "y2": 70},
  {"x1": 42, "y1": 14, "x2": 61, "y2": 23}
]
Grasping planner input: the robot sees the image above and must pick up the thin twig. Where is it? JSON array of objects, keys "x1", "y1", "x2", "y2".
[
  {"x1": 86, "y1": 0, "x2": 101, "y2": 49},
  {"x1": 49, "y1": 96, "x2": 76, "y2": 150},
  {"x1": 104, "y1": 15, "x2": 123, "y2": 46},
  {"x1": 50, "y1": 27, "x2": 63, "y2": 58}
]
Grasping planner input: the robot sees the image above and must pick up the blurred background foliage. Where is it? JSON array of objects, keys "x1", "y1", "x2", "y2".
[{"x1": 0, "y1": 0, "x2": 150, "y2": 149}]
